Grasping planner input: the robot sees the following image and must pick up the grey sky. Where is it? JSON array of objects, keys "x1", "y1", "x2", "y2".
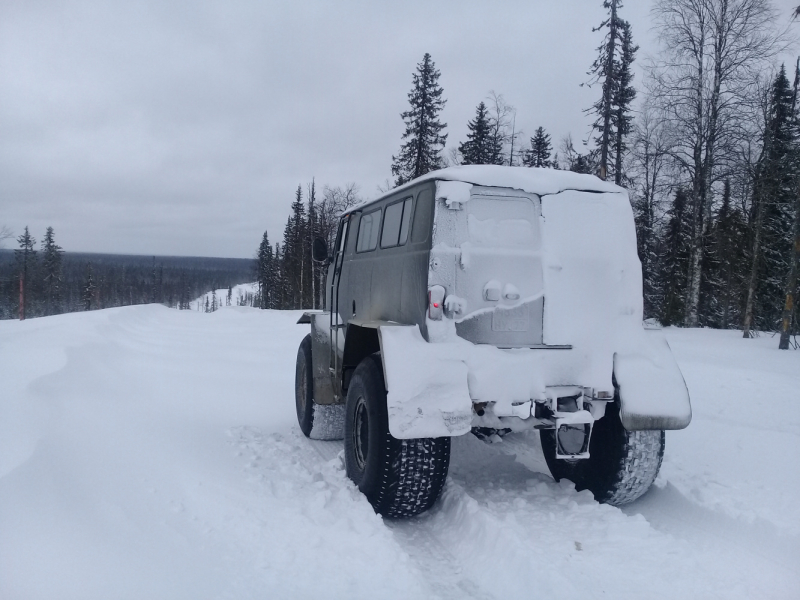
[{"x1": 1, "y1": 0, "x2": 797, "y2": 258}]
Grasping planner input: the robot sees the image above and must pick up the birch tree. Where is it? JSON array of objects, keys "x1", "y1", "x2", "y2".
[{"x1": 649, "y1": 0, "x2": 782, "y2": 327}]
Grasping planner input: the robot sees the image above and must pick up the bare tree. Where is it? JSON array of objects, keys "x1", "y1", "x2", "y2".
[
  {"x1": 649, "y1": 0, "x2": 783, "y2": 327},
  {"x1": 442, "y1": 146, "x2": 462, "y2": 167},
  {"x1": 629, "y1": 102, "x2": 678, "y2": 316},
  {"x1": 317, "y1": 183, "x2": 361, "y2": 306},
  {"x1": 0, "y1": 226, "x2": 12, "y2": 248},
  {"x1": 486, "y1": 91, "x2": 520, "y2": 165},
  {"x1": 559, "y1": 134, "x2": 598, "y2": 174},
  {"x1": 320, "y1": 184, "x2": 361, "y2": 248}
]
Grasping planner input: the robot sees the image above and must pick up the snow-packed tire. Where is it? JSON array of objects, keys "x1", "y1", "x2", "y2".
[
  {"x1": 344, "y1": 354, "x2": 450, "y2": 518},
  {"x1": 541, "y1": 400, "x2": 664, "y2": 506},
  {"x1": 295, "y1": 334, "x2": 344, "y2": 440}
]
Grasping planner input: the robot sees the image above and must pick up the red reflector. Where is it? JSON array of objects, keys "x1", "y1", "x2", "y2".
[{"x1": 433, "y1": 302, "x2": 439, "y2": 308}]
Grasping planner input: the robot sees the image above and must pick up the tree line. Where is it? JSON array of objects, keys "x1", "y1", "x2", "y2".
[
  {"x1": 256, "y1": 0, "x2": 797, "y2": 348},
  {"x1": 0, "y1": 227, "x2": 254, "y2": 320},
  {"x1": 254, "y1": 182, "x2": 361, "y2": 310}
]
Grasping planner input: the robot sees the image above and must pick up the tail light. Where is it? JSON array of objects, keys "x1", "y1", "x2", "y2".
[{"x1": 428, "y1": 285, "x2": 445, "y2": 320}]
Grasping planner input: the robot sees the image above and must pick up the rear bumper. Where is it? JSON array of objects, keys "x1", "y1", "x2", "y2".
[{"x1": 378, "y1": 324, "x2": 691, "y2": 439}]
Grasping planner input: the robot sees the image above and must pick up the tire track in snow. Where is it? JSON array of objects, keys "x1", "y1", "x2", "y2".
[
  {"x1": 221, "y1": 427, "x2": 433, "y2": 599},
  {"x1": 386, "y1": 518, "x2": 498, "y2": 600},
  {"x1": 283, "y1": 428, "x2": 797, "y2": 599},
  {"x1": 303, "y1": 437, "x2": 497, "y2": 599}
]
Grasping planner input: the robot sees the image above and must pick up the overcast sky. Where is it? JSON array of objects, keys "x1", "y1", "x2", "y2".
[{"x1": 1, "y1": 0, "x2": 797, "y2": 258}]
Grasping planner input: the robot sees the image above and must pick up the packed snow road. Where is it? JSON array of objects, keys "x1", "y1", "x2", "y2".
[{"x1": 1, "y1": 304, "x2": 798, "y2": 599}]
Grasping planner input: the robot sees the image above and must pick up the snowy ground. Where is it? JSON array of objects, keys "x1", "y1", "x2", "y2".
[{"x1": 1, "y1": 305, "x2": 798, "y2": 599}]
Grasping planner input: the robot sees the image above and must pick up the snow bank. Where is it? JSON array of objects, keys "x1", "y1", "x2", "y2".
[{"x1": 0, "y1": 306, "x2": 427, "y2": 599}]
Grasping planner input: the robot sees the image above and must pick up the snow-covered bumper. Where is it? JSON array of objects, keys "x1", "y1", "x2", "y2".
[{"x1": 378, "y1": 324, "x2": 691, "y2": 439}]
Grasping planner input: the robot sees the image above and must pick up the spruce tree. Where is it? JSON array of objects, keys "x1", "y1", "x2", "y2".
[
  {"x1": 586, "y1": 1, "x2": 636, "y2": 184},
  {"x1": 82, "y1": 262, "x2": 95, "y2": 310},
  {"x1": 743, "y1": 65, "x2": 799, "y2": 334},
  {"x1": 257, "y1": 230, "x2": 273, "y2": 309},
  {"x1": 586, "y1": 0, "x2": 621, "y2": 180},
  {"x1": 279, "y1": 187, "x2": 308, "y2": 309},
  {"x1": 658, "y1": 189, "x2": 692, "y2": 326},
  {"x1": 306, "y1": 180, "x2": 318, "y2": 308},
  {"x1": 610, "y1": 19, "x2": 637, "y2": 185},
  {"x1": 523, "y1": 127, "x2": 553, "y2": 168},
  {"x1": 780, "y1": 61, "x2": 800, "y2": 348},
  {"x1": 391, "y1": 53, "x2": 447, "y2": 186},
  {"x1": 15, "y1": 226, "x2": 37, "y2": 319},
  {"x1": 713, "y1": 180, "x2": 748, "y2": 329},
  {"x1": 41, "y1": 226, "x2": 64, "y2": 316},
  {"x1": 631, "y1": 188, "x2": 658, "y2": 319},
  {"x1": 458, "y1": 102, "x2": 503, "y2": 165},
  {"x1": 273, "y1": 242, "x2": 285, "y2": 309}
]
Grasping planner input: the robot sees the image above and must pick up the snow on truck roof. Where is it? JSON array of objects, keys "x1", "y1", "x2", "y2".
[{"x1": 347, "y1": 166, "x2": 624, "y2": 214}]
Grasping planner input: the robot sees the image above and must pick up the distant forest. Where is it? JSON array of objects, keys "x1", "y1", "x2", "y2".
[{"x1": 0, "y1": 236, "x2": 254, "y2": 320}]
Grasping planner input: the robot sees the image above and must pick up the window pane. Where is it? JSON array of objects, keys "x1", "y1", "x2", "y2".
[
  {"x1": 338, "y1": 218, "x2": 348, "y2": 253},
  {"x1": 369, "y1": 209, "x2": 381, "y2": 249},
  {"x1": 399, "y1": 198, "x2": 413, "y2": 245},
  {"x1": 411, "y1": 189, "x2": 433, "y2": 243},
  {"x1": 356, "y1": 209, "x2": 381, "y2": 252},
  {"x1": 381, "y1": 201, "x2": 404, "y2": 248}
]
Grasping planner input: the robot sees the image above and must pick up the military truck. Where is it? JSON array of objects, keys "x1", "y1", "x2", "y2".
[{"x1": 295, "y1": 165, "x2": 691, "y2": 518}]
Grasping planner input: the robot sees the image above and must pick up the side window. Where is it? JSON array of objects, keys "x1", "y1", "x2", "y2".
[
  {"x1": 411, "y1": 188, "x2": 433, "y2": 243},
  {"x1": 398, "y1": 198, "x2": 413, "y2": 245},
  {"x1": 356, "y1": 208, "x2": 381, "y2": 252},
  {"x1": 336, "y1": 217, "x2": 349, "y2": 254},
  {"x1": 380, "y1": 197, "x2": 413, "y2": 248}
]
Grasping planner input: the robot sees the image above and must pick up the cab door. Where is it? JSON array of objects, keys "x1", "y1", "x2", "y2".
[{"x1": 328, "y1": 215, "x2": 351, "y2": 400}]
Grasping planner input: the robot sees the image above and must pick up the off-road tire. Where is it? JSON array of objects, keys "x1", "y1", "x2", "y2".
[
  {"x1": 541, "y1": 400, "x2": 664, "y2": 506},
  {"x1": 344, "y1": 354, "x2": 450, "y2": 518},
  {"x1": 295, "y1": 334, "x2": 344, "y2": 440}
]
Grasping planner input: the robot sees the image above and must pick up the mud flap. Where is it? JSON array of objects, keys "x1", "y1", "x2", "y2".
[
  {"x1": 378, "y1": 325, "x2": 473, "y2": 439},
  {"x1": 613, "y1": 331, "x2": 692, "y2": 431}
]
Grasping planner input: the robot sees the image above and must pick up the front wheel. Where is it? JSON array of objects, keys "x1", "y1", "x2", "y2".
[
  {"x1": 344, "y1": 354, "x2": 450, "y2": 518},
  {"x1": 541, "y1": 400, "x2": 664, "y2": 506},
  {"x1": 295, "y1": 334, "x2": 344, "y2": 440}
]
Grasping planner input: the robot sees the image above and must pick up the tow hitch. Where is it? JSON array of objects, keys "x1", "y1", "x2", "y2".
[{"x1": 545, "y1": 387, "x2": 606, "y2": 459}]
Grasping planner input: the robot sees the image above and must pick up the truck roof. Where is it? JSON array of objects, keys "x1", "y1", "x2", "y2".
[{"x1": 348, "y1": 165, "x2": 624, "y2": 214}]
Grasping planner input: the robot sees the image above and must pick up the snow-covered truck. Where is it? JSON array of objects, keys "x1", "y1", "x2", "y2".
[{"x1": 295, "y1": 165, "x2": 691, "y2": 518}]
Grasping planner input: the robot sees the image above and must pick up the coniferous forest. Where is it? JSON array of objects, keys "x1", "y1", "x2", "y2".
[
  {"x1": 257, "y1": 1, "x2": 800, "y2": 350},
  {"x1": 0, "y1": 243, "x2": 253, "y2": 320}
]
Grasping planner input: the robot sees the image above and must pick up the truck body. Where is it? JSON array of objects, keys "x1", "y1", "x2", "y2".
[{"x1": 302, "y1": 166, "x2": 691, "y2": 448}]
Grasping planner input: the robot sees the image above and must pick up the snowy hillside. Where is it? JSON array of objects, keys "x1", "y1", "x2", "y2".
[
  {"x1": 1, "y1": 305, "x2": 798, "y2": 599},
  {"x1": 190, "y1": 282, "x2": 259, "y2": 311}
]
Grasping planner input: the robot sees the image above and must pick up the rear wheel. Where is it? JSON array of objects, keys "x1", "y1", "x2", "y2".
[
  {"x1": 295, "y1": 334, "x2": 344, "y2": 440},
  {"x1": 344, "y1": 354, "x2": 450, "y2": 518},
  {"x1": 541, "y1": 400, "x2": 664, "y2": 506}
]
